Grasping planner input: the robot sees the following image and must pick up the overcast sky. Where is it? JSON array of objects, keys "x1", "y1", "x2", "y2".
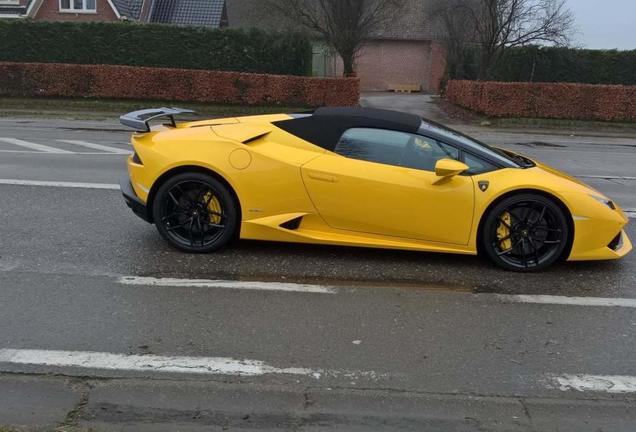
[{"x1": 570, "y1": 0, "x2": 636, "y2": 50}]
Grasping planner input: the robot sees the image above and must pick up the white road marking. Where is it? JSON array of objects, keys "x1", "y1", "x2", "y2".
[
  {"x1": 497, "y1": 294, "x2": 636, "y2": 308},
  {"x1": 57, "y1": 139, "x2": 131, "y2": 155},
  {"x1": 577, "y1": 175, "x2": 636, "y2": 181},
  {"x1": 0, "y1": 179, "x2": 119, "y2": 190},
  {"x1": 0, "y1": 137, "x2": 73, "y2": 154},
  {"x1": 118, "y1": 276, "x2": 337, "y2": 294},
  {"x1": 552, "y1": 374, "x2": 636, "y2": 394},
  {"x1": 0, "y1": 349, "x2": 321, "y2": 378},
  {"x1": 0, "y1": 149, "x2": 40, "y2": 154},
  {"x1": 0, "y1": 348, "x2": 383, "y2": 380},
  {"x1": 0, "y1": 150, "x2": 128, "y2": 155},
  {"x1": 0, "y1": 261, "x2": 18, "y2": 271}
]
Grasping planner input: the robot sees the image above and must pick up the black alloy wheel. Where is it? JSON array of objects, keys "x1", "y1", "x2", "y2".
[
  {"x1": 152, "y1": 172, "x2": 238, "y2": 253},
  {"x1": 482, "y1": 193, "x2": 569, "y2": 272}
]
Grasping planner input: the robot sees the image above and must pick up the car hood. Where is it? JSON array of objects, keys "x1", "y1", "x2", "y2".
[
  {"x1": 534, "y1": 160, "x2": 595, "y2": 189},
  {"x1": 502, "y1": 148, "x2": 607, "y2": 197}
]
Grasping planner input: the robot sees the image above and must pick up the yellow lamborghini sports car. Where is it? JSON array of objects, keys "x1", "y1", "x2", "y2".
[{"x1": 119, "y1": 107, "x2": 631, "y2": 272}]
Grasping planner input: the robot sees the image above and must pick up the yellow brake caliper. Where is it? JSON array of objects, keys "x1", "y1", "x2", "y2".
[
  {"x1": 204, "y1": 192, "x2": 223, "y2": 224},
  {"x1": 497, "y1": 212, "x2": 512, "y2": 250}
]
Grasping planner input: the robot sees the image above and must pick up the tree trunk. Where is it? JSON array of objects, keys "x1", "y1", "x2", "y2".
[
  {"x1": 341, "y1": 51, "x2": 356, "y2": 77},
  {"x1": 336, "y1": 45, "x2": 356, "y2": 77}
]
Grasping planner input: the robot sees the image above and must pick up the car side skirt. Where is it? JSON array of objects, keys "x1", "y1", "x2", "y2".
[{"x1": 240, "y1": 213, "x2": 476, "y2": 256}]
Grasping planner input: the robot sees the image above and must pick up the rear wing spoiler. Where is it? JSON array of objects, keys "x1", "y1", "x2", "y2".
[{"x1": 119, "y1": 107, "x2": 196, "y2": 132}]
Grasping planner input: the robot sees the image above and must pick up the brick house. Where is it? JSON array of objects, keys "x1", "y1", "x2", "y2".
[
  {"x1": 226, "y1": 0, "x2": 447, "y2": 93},
  {"x1": 1, "y1": 0, "x2": 122, "y2": 21},
  {"x1": 26, "y1": 0, "x2": 121, "y2": 21},
  {"x1": 4, "y1": 0, "x2": 227, "y2": 25}
]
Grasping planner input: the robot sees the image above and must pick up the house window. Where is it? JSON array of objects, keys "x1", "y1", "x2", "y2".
[{"x1": 60, "y1": 0, "x2": 96, "y2": 12}]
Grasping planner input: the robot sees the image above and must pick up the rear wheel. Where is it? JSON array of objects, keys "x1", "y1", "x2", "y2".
[
  {"x1": 152, "y1": 172, "x2": 238, "y2": 253},
  {"x1": 482, "y1": 193, "x2": 569, "y2": 272}
]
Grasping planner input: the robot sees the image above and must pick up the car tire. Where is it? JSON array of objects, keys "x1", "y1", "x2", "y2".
[
  {"x1": 152, "y1": 172, "x2": 239, "y2": 253},
  {"x1": 482, "y1": 193, "x2": 569, "y2": 272}
]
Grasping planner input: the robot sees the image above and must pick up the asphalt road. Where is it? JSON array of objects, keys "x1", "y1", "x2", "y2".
[{"x1": 1, "y1": 114, "x2": 635, "y2": 431}]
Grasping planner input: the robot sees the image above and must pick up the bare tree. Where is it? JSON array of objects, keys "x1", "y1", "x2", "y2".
[
  {"x1": 266, "y1": 0, "x2": 403, "y2": 77},
  {"x1": 431, "y1": 0, "x2": 478, "y2": 80},
  {"x1": 434, "y1": 0, "x2": 574, "y2": 79}
]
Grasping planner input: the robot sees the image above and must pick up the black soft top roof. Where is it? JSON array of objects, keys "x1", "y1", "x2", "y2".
[{"x1": 272, "y1": 107, "x2": 422, "y2": 151}]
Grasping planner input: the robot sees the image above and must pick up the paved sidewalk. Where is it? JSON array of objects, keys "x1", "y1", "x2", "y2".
[{"x1": 361, "y1": 92, "x2": 451, "y2": 123}]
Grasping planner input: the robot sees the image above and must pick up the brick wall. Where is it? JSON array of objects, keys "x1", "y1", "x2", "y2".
[
  {"x1": 361, "y1": 40, "x2": 430, "y2": 92},
  {"x1": 33, "y1": 0, "x2": 118, "y2": 21},
  {"x1": 334, "y1": 39, "x2": 446, "y2": 94},
  {"x1": 428, "y1": 41, "x2": 447, "y2": 94}
]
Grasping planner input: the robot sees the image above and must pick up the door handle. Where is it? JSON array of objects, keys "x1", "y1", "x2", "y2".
[{"x1": 307, "y1": 173, "x2": 337, "y2": 183}]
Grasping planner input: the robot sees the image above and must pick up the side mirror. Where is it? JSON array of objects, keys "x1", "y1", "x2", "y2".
[{"x1": 433, "y1": 159, "x2": 469, "y2": 183}]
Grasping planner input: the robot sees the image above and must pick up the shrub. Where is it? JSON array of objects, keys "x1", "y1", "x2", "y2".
[
  {"x1": 449, "y1": 46, "x2": 636, "y2": 86},
  {"x1": 0, "y1": 20, "x2": 312, "y2": 76},
  {"x1": 0, "y1": 62, "x2": 360, "y2": 107},
  {"x1": 445, "y1": 80, "x2": 636, "y2": 122},
  {"x1": 491, "y1": 46, "x2": 636, "y2": 85}
]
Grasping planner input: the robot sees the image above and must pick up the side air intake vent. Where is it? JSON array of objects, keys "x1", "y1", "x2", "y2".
[
  {"x1": 243, "y1": 132, "x2": 270, "y2": 145},
  {"x1": 280, "y1": 217, "x2": 303, "y2": 231},
  {"x1": 608, "y1": 232, "x2": 623, "y2": 251},
  {"x1": 132, "y1": 152, "x2": 143, "y2": 165}
]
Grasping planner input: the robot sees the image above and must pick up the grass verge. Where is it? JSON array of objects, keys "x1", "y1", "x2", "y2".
[{"x1": 0, "y1": 97, "x2": 306, "y2": 120}]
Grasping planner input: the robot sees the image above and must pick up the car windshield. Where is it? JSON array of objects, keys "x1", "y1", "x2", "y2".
[{"x1": 420, "y1": 120, "x2": 531, "y2": 168}]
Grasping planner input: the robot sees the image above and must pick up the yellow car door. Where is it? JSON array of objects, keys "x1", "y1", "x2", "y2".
[{"x1": 301, "y1": 128, "x2": 475, "y2": 245}]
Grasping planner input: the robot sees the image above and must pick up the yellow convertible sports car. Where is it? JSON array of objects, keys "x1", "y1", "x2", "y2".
[{"x1": 119, "y1": 107, "x2": 631, "y2": 271}]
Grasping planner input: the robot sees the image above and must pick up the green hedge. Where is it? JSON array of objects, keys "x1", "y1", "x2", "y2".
[
  {"x1": 0, "y1": 20, "x2": 313, "y2": 76},
  {"x1": 490, "y1": 46, "x2": 636, "y2": 85}
]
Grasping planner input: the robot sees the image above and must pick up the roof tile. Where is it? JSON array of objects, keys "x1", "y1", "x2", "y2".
[
  {"x1": 112, "y1": 0, "x2": 226, "y2": 27},
  {"x1": 112, "y1": 0, "x2": 144, "y2": 19},
  {"x1": 150, "y1": 0, "x2": 226, "y2": 27}
]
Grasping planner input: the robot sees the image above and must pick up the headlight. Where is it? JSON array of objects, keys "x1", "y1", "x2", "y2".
[{"x1": 590, "y1": 194, "x2": 616, "y2": 210}]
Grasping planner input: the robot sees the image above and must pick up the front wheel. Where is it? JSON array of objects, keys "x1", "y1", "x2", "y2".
[
  {"x1": 482, "y1": 193, "x2": 569, "y2": 272},
  {"x1": 152, "y1": 172, "x2": 239, "y2": 253}
]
